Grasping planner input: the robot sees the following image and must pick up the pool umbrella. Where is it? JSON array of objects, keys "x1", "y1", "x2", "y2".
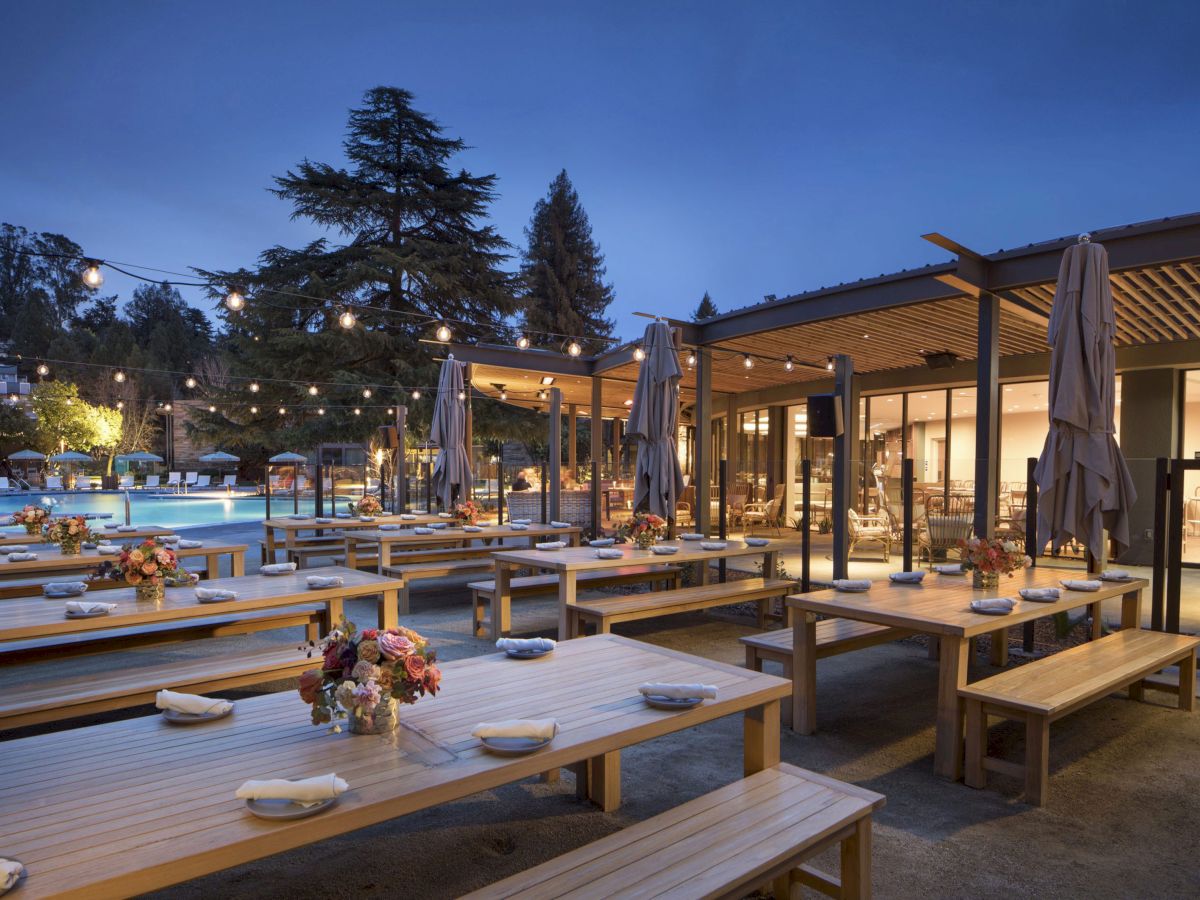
[
  {"x1": 199, "y1": 451, "x2": 240, "y2": 463},
  {"x1": 49, "y1": 451, "x2": 93, "y2": 463},
  {"x1": 429, "y1": 356, "x2": 471, "y2": 510},
  {"x1": 7, "y1": 450, "x2": 45, "y2": 461},
  {"x1": 627, "y1": 320, "x2": 685, "y2": 521},
  {"x1": 270, "y1": 451, "x2": 308, "y2": 514},
  {"x1": 119, "y1": 451, "x2": 164, "y2": 465},
  {"x1": 1033, "y1": 238, "x2": 1136, "y2": 563}
]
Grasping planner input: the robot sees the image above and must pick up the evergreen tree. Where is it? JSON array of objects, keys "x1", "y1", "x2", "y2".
[
  {"x1": 692, "y1": 291, "x2": 718, "y2": 321},
  {"x1": 520, "y1": 170, "x2": 614, "y2": 354}
]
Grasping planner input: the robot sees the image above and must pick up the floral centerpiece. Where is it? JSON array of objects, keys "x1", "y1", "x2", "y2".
[
  {"x1": 618, "y1": 512, "x2": 667, "y2": 550},
  {"x1": 452, "y1": 499, "x2": 484, "y2": 527},
  {"x1": 44, "y1": 515, "x2": 93, "y2": 555},
  {"x1": 298, "y1": 618, "x2": 441, "y2": 734},
  {"x1": 115, "y1": 538, "x2": 186, "y2": 601},
  {"x1": 348, "y1": 494, "x2": 382, "y2": 517},
  {"x1": 958, "y1": 536, "x2": 1031, "y2": 589},
  {"x1": 11, "y1": 504, "x2": 51, "y2": 536}
]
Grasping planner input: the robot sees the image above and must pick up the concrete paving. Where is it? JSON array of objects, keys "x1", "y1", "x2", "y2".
[{"x1": 3, "y1": 520, "x2": 1199, "y2": 898}]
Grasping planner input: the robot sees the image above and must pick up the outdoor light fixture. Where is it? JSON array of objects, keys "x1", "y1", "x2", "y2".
[
  {"x1": 633, "y1": 346, "x2": 645, "y2": 361},
  {"x1": 516, "y1": 335, "x2": 530, "y2": 349},
  {"x1": 224, "y1": 289, "x2": 245, "y2": 312},
  {"x1": 250, "y1": 405, "x2": 258, "y2": 414},
  {"x1": 307, "y1": 384, "x2": 319, "y2": 396},
  {"x1": 435, "y1": 323, "x2": 452, "y2": 342},
  {"x1": 249, "y1": 381, "x2": 260, "y2": 393},
  {"x1": 207, "y1": 404, "x2": 216, "y2": 413},
  {"x1": 338, "y1": 309, "x2": 356, "y2": 329},
  {"x1": 82, "y1": 260, "x2": 104, "y2": 288},
  {"x1": 36, "y1": 363, "x2": 49, "y2": 376},
  {"x1": 742, "y1": 354, "x2": 754, "y2": 370},
  {"x1": 113, "y1": 370, "x2": 126, "y2": 383},
  {"x1": 162, "y1": 403, "x2": 172, "y2": 412},
  {"x1": 540, "y1": 376, "x2": 555, "y2": 386},
  {"x1": 566, "y1": 340, "x2": 582, "y2": 357},
  {"x1": 457, "y1": 390, "x2": 466, "y2": 401},
  {"x1": 116, "y1": 400, "x2": 124, "y2": 410},
  {"x1": 362, "y1": 388, "x2": 372, "y2": 398},
  {"x1": 278, "y1": 407, "x2": 287, "y2": 415},
  {"x1": 317, "y1": 407, "x2": 325, "y2": 415},
  {"x1": 623, "y1": 399, "x2": 633, "y2": 407},
  {"x1": 411, "y1": 389, "x2": 421, "y2": 400},
  {"x1": 826, "y1": 357, "x2": 834, "y2": 371},
  {"x1": 386, "y1": 407, "x2": 394, "y2": 415},
  {"x1": 499, "y1": 389, "x2": 507, "y2": 400},
  {"x1": 784, "y1": 356, "x2": 795, "y2": 372},
  {"x1": 537, "y1": 390, "x2": 547, "y2": 400},
  {"x1": 185, "y1": 376, "x2": 197, "y2": 389},
  {"x1": 686, "y1": 351, "x2": 696, "y2": 367},
  {"x1": 353, "y1": 408, "x2": 361, "y2": 415}
]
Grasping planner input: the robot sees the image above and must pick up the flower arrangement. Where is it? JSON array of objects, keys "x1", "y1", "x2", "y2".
[
  {"x1": 452, "y1": 499, "x2": 484, "y2": 526},
  {"x1": 12, "y1": 504, "x2": 51, "y2": 535},
  {"x1": 618, "y1": 512, "x2": 667, "y2": 550},
  {"x1": 116, "y1": 538, "x2": 186, "y2": 600},
  {"x1": 44, "y1": 515, "x2": 93, "y2": 554},
  {"x1": 958, "y1": 536, "x2": 1031, "y2": 588},
  {"x1": 348, "y1": 494, "x2": 382, "y2": 517},
  {"x1": 298, "y1": 617, "x2": 441, "y2": 735}
]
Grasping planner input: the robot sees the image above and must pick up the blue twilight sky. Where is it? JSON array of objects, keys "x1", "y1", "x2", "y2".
[{"x1": 2, "y1": 1, "x2": 1198, "y2": 341}]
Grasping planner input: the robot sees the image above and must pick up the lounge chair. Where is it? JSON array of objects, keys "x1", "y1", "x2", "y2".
[
  {"x1": 221, "y1": 474, "x2": 237, "y2": 490},
  {"x1": 144, "y1": 475, "x2": 160, "y2": 490},
  {"x1": 166, "y1": 472, "x2": 182, "y2": 492},
  {"x1": 118, "y1": 475, "x2": 135, "y2": 489},
  {"x1": 195, "y1": 474, "x2": 211, "y2": 489},
  {"x1": 0, "y1": 477, "x2": 12, "y2": 493},
  {"x1": 45, "y1": 475, "x2": 64, "y2": 491},
  {"x1": 184, "y1": 472, "x2": 199, "y2": 491}
]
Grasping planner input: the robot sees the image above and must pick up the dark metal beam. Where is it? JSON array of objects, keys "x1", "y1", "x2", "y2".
[
  {"x1": 974, "y1": 294, "x2": 1000, "y2": 538},
  {"x1": 548, "y1": 387, "x2": 562, "y2": 522},
  {"x1": 592, "y1": 344, "x2": 641, "y2": 374},
  {"x1": 445, "y1": 343, "x2": 593, "y2": 377},
  {"x1": 695, "y1": 347, "x2": 713, "y2": 534},
  {"x1": 832, "y1": 355, "x2": 855, "y2": 580}
]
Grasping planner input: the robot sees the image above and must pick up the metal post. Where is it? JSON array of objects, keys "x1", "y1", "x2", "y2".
[
  {"x1": 590, "y1": 460, "x2": 600, "y2": 537},
  {"x1": 1023, "y1": 457, "x2": 1038, "y2": 653},
  {"x1": 540, "y1": 463, "x2": 548, "y2": 523},
  {"x1": 1167, "y1": 458, "x2": 1184, "y2": 634},
  {"x1": 549, "y1": 387, "x2": 562, "y2": 522},
  {"x1": 974, "y1": 293, "x2": 1000, "y2": 539},
  {"x1": 567, "y1": 403, "x2": 577, "y2": 475},
  {"x1": 293, "y1": 462, "x2": 299, "y2": 515},
  {"x1": 801, "y1": 458, "x2": 811, "y2": 593},
  {"x1": 1151, "y1": 457, "x2": 1168, "y2": 632},
  {"x1": 463, "y1": 363, "x2": 474, "y2": 500},
  {"x1": 124, "y1": 491, "x2": 131, "y2": 526},
  {"x1": 718, "y1": 458, "x2": 728, "y2": 583},
  {"x1": 394, "y1": 405, "x2": 407, "y2": 515},
  {"x1": 902, "y1": 457, "x2": 914, "y2": 571},
  {"x1": 695, "y1": 348, "x2": 712, "y2": 535},
  {"x1": 314, "y1": 444, "x2": 324, "y2": 518},
  {"x1": 832, "y1": 354, "x2": 855, "y2": 580},
  {"x1": 264, "y1": 464, "x2": 271, "y2": 520}
]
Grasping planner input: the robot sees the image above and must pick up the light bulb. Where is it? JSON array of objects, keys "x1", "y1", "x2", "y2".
[
  {"x1": 116, "y1": 400, "x2": 124, "y2": 410},
  {"x1": 317, "y1": 407, "x2": 325, "y2": 415},
  {"x1": 113, "y1": 370, "x2": 126, "y2": 383},
  {"x1": 162, "y1": 403, "x2": 172, "y2": 412},
  {"x1": 278, "y1": 407, "x2": 286, "y2": 415},
  {"x1": 66, "y1": 398, "x2": 74, "y2": 406},
  {"x1": 457, "y1": 390, "x2": 465, "y2": 401},
  {"x1": 338, "y1": 309, "x2": 356, "y2": 329},
  {"x1": 250, "y1": 405, "x2": 258, "y2": 414},
  {"x1": 185, "y1": 376, "x2": 197, "y2": 389},
  {"x1": 499, "y1": 390, "x2": 507, "y2": 401},
  {"x1": 82, "y1": 261, "x2": 104, "y2": 288},
  {"x1": 36, "y1": 363, "x2": 49, "y2": 376},
  {"x1": 784, "y1": 356, "x2": 794, "y2": 372},
  {"x1": 362, "y1": 388, "x2": 372, "y2": 398},
  {"x1": 435, "y1": 323, "x2": 452, "y2": 342},
  {"x1": 686, "y1": 351, "x2": 696, "y2": 367},
  {"x1": 633, "y1": 346, "x2": 645, "y2": 362},
  {"x1": 566, "y1": 340, "x2": 582, "y2": 357},
  {"x1": 353, "y1": 407, "x2": 361, "y2": 416},
  {"x1": 826, "y1": 357, "x2": 834, "y2": 371},
  {"x1": 249, "y1": 381, "x2": 260, "y2": 393},
  {"x1": 411, "y1": 389, "x2": 421, "y2": 400},
  {"x1": 386, "y1": 407, "x2": 394, "y2": 415},
  {"x1": 224, "y1": 290, "x2": 245, "y2": 312},
  {"x1": 207, "y1": 404, "x2": 216, "y2": 413},
  {"x1": 743, "y1": 354, "x2": 754, "y2": 370},
  {"x1": 516, "y1": 335, "x2": 530, "y2": 349},
  {"x1": 307, "y1": 385, "x2": 318, "y2": 396}
]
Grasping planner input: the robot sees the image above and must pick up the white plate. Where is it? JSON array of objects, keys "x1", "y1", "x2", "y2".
[
  {"x1": 699, "y1": 542, "x2": 727, "y2": 551},
  {"x1": 971, "y1": 606, "x2": 1013, "y2": 616},
  {"x1": 504, "y1": 647, "x2": 553, "y2": 660},
  {"x1": 680, "y1": 534, "x2": 705, "y2": 541},
  {"x1": 643, "y1": 695, "x2": 702, "y2": 710},
  {"x1": 480, "y1": 735, "x2": 552, "y2": 756},
  {"x1": 162, "y1": 704, "x2": 234, "y2": 725},
  {"x1": 651, "y1": 546, "x2": 679, "y2": 555},
  {"x1": 64, "y1": 609, "x2": 110, "y2": 619},
  {"x1": 245, "y1": 795, "x2": 337, "y2": 820}
]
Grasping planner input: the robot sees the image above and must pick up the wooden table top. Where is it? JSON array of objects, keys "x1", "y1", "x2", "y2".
[
  {"x1": 345, "y1": 522, "x2": 579, "y2": 545},
  {"x1": 785, "y1": 568, "x2": 1148, "y2": 638},
  {"x1": 0, "y1": 542, "x2": 247, "y2": 576},
  {"x1": 0, "y1": 634, "x2": 790, "y2": 899},
  {"x1": 0, "y1": 525, "x2": 172, "y2": 547},
  {"x1": 262, "y1": 513, "x2": 448, "y2": 531},
  {"x1": 491, "y1": 538, "x2": 776, "y2": 573},
  {"x1": 0, "y1": 566, "x2": 399, "y2": 643}
]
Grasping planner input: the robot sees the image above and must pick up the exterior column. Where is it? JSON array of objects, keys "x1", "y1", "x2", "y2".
[
  {"x1": 974, "y1": 295, "x2": 1000, "y2": 538},
  {"x1": 725, "y1": 393, "x2": 739, "y2": 499},
  {"x1": 1119, "y1": 368, "x2": 1179, "y2": 566},
  {"x1": 591, "y1": 376, "x2": 604, "y2": 535},
  {"x1": 394, "y1": 405, "x2": 407, "y2": 513},
  {"x1": 613, "y1": 417, "x2": 624, "y2": 477},
  {"x1": 549, "y1": 387, "x2": 562, "y2": 521},
  {"x1": 832, "y1": 355, "x2": 856, "y2": 579},
  {"x1": 568, "y1": 403, "x2": 577, "y2": 474},
  {"x1": 695, "y1": 348, "x2": 712, "y2": 534},
  {"x1": 463, "y1": 362, "x2": 474, "y2": 500}
]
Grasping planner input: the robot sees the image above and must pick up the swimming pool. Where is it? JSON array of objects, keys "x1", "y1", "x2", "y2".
[{"x1": 3, "y1": 491, "x2": 330, "y2": 529}]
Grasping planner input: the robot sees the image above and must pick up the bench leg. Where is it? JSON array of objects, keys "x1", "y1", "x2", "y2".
[
  {"x1": 1024, "y1": 716, "x2": 1050, "y2": 807},
  {"x1": 964, "y1": 700, "x2": 987, "y2": 789},
  {"x1": 321, "y1": 598, "x2": 344, "y2": 636},
  {"x1": 491, "y1": 565, "x2": 511, "y2": 642},
  {"x1": 1089, "y1": 601, "x2": 1103, "y2": 639},
  {"x1": 756, "y1": 599, "x2": 767, "y2": 629},
  {"x1": 1129, "y1": 678, "x2": 1145, "y2": 702},
  {"x1": 745, "y1": 647, "x2": 763, "y2": 672},
  {"x1": 840, "y1": 816, "x2": 873, "y2": 900},
  {"x1": 472, "y1": 591, "x2": 486, "y2": 638},
  {"x1": 379, "y1": 589, "x2": 398, "y2": 630},
  {"x1": 1179, "y1": 650, "x2": 1197, "y2": 712},
  {"x1": 791, "y1": 614, "x2": 818, "y2": 735},
  {"x1": 305, "y1": 620, "x2": 319, "y2": 642},
  {"x1": 587, "y1": 752, "x2": 620, "y2": 811}
]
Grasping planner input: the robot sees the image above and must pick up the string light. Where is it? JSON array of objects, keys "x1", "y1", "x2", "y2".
[
  {"x1": 457, "y1": 390, "x2": 465, "y2": 401},
  {"x1": 317, "y1": 407, "x2": 325, "y2": 415},
  {"x1": 113, "y1": 370, "x2": 126, "y2": 383},
  {"x1": 224, "y1": 289, "x2": 245, "y2": 312},
  {"x1": 632, "y1": 346, "x2": 645, "y2": 362},
  {"x1": 249, "y1": 381, "x2": 260, "y2": 393},
  {"x1": 742, "y1": 354, "x2": 754, "y2": 370},
  {"x1": 516, "y1": 335, "x2": 530, "y2": 349},
  {"x1": 116, "y1": 400, "x2": 124, "y2": 410},
  {"x1": 307, "y1": 385, "x2": 318, "y2": 396},
  {"x1": 278, "y1": 407, "x2": 286, "y2": 415},
  {"x1": 386, "y1": 407, "x2": 394, "y2": 415},
  {"x1": 185, "y1": 376, "x2": 197, "y2": 389},
  {"x1": 250, "y1": 405, "x2": 258, "y2": 414},
  {"x1": 362, "y1": 388, "x2": 372, "y2": 398},
  {"x1": 207, "y1": 404, "x2": 216, "y2": 413},
  {"x1": 435, "y1": 323, "x2": 452, "y2": 342},
  {"x1": 499, "y1": 388, "x2": 507, "y2": 401},
  {"x1": 566, "y1": 340, "x2": 582, "y2": 357},
  {"x1": 338, "y1": 309, "x2": 356, "y2": 329},
  {"x1": 411, "y1": 389, "x2": 421, "y2": 400},
  {"x1": 162, "y1": 402, "x2": 172, "y2": 412},
  {"x1": 36, "y1": 363, "x2": 49, "y2": 376},
  {"x1": 686, "y1": 351, "x2": 696, "y2": 367},
  {"x1": 784, "y1": 356, "x2": 795, "y2": 372},
  {"x1": 826, "y1": 357, "x2": 834, "y2": 371},
  {"x1": 353, "y1": 407, "x2": 361, "y2": 415},
  {"x1": 82, "y1": 260, "x2": 104, "y2": 288}
]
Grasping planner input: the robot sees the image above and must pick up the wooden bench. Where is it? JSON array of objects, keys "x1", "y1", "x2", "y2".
[
  {"x1": 566, "y1": 577, "x2": 794, "y2": 638},
  {"x1": 463, "y1": 763, "x2": 884, "y2": 900},
  {"x1": 383, "y1": 558, "x2": 511, "y2": 614},
  {"x1": 962, "y1": 629, "x2": 1200, "y2": 805},
  {"x1": 0, "y1": 644, "x2": 314, "y2": 730},
  {"x1": 741, "y1": 619, "x2": 912, "y2": 726},
  {"x1": 469, "y1": 565, "x2": 682, "y2": 639}
]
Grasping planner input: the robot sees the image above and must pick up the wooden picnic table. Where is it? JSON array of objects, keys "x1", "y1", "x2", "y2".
[
  {"x1": 0, "y1": 525, "x2": 173, "y2": 548},
  {"x1": 0, "y1": 634, "x2": 787, "y2": 899},
  {"x1": 785, "y1": 567, "x2": 1147, "y2": 780},
  {"x1": 0, "y1": 565, "x2": 403, "y2": 646},
  {"x1": 261, "y1": 513, "x2": 458, "y2": 563},
  {"x1": 0, "y1": 542, "x2": 246, "y2": 585},
  {"x1": 491, "y1": 538, "x2": 781, "y2": 640},
  {"x1": 344, "y1": 522, "x2": 583, "y2": 573}
]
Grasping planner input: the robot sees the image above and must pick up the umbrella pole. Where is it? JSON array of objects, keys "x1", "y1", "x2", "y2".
[
  {"x1": 265, "y1": 465, "x2": 271, "y2": 520},
  {"x1": 293, "y1": 463, "x2": 299, "y2": 515}
]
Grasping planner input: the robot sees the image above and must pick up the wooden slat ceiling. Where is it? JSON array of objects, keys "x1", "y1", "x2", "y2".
[{"x1": 468, "y1": 362, "x2": 694, "y2": 417}]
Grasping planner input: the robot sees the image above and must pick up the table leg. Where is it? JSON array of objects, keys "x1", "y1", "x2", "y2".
[
  {"x1": 264, "y1": 527, "x2": 276, "y2": 565},
  {"x1": 345, "y1": 540, "x2": 358, "y2": 571},
  {"x1": 1178, "y1": 649, "x2": 1196, "y2": 712},
  {"x1": 491, "y1": 563, "x2": 511, "y2": 641},
  {"x1": 841, "y1": 817, "x2": 873, "y2": 899},
  {"x1": 586, "y1": 751, "x2": 621, "y2": 811},
  {"x1": 744, "y1": 699, "x2": 781, "y2": 775},
  {"x1": 321, "y1": 597, "x2": 345, "y2": 635},
  {"x1": 230, "y1": 551, "x2": 244, "y2": 577},
  {"x1": 1089, "y1": 601, "x2": 1103, "y2": 639},
  {"x1": 988, "y1": 627, "x2": 1009, "y2": 667},
  {"x1": 557, "y1": 570, "x2": 578, "y2": 641},
  {"x1": 790, "y1": 612, "x2": 818, "y2": 734},
  {"x1": 1121, "y1": 588, "x2": 1143, "y2": 631},
  {"x1": 934, "y1": 634, "x2": 970, "y2": 780},
  {"x1": 378, "y1": 588, "x2": 398, "y2": 630},
  {"x1": 204, "y1": 551, "x2": 220, "y2": 580}
]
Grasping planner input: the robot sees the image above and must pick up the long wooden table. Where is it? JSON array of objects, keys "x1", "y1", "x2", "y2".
[
  {"x1": 785, "y1": 567, "x2": 1147, "y2": 780},
  {"x1": 344, "y1": 522, "x2": 582, "y2": 573},
  {"x1": 261, "y1": 513, "x2": 456, "y2": 563},
  {"x1": 0, "y1": 525, "x2": 172, "y2": 548},
  {"x1": 0, "y1": 566, "x2": 403, "y2": 645},
  {"x1": 0, "y1": 542, "x2": 246, "y2": 587},
  {"x1": 491, "y1": 538, "x2": 781, "y2": 640},
  {"x1": 0, "y1": 634, "x2": 789, "y2": 899}
]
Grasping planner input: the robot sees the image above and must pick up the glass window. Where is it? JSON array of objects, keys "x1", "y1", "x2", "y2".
[{"x1": 949, "y1": 387, "x2": 976, "y2": 488}]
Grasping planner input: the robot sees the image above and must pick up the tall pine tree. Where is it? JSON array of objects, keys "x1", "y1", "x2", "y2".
[
  {"x1": 520, "y1": 170, "x2": 614, "y2": 353},
  {"x1": 692, "y1": 291, "x2": 718, "y2": 321}
]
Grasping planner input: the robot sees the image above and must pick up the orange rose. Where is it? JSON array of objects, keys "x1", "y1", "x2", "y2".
[
  {"x1": 129, "y1": 550, "x2": 144, "y2": 565},
  {"x1": 126, "y1": 571, "x2": 142, "y2": 584},
  {"x1": 141, "y1": 562, "x2": 157, "y2": 575}
]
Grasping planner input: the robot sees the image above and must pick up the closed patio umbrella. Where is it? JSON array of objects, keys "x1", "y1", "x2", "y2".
[
  {"x1": 1033, "y1": 238, "x2": 1136, "y2": 563},
  {"x1": 270, "y1": 451, "x2": 308, "y2": 514},
  {"x1": 627, "y1": 320, "x2": 685, "y2": 520},
  {"x1": 429, "y1": 356, "x2": 471, "y2": 510}
]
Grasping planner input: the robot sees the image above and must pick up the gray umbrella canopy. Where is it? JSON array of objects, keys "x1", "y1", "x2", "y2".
[
  {"x1": 1033, "y1": 240, "x2": 1136, "y2": 560},
  {"x1": 429, "y1": 356, "x2": 472, "y2": 509},
  {"x1": 269, "y1": 452, "x2": 307, "y2": 463},
  {"x1": 49, "y1": 451, "x2": 93, "y2": 463},
  {"x1": 119, "y1": 451, "x2": 164, "y2": 463},
  {"x1": 7, "y1": 449, "x2": 45, "y2": 461},
  {"x1": 627, "y1": 321, "x2": 685, "y2": 518},
  {"x1": 199, "y1": 451, "x2": 240, "y2": 463}
]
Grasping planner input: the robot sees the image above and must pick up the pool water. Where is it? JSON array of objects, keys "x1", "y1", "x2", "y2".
[{"x1": 3, "y1": 492, "x2": 333, "y2": 529}]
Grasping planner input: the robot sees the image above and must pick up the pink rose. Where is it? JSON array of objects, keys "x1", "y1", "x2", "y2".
[
  {"x1": 404, "y1": 654, "x2": 426, "y2": 680},
  {"x1": 377, "y1": 632, "x2": 414, "y2": 660},
  {"x1": 298, "y1": 669, "x2": 324, "y2": 703}
]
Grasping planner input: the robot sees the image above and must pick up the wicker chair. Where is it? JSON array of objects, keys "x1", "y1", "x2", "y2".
[
  {"x1": 744, "y1": 496, "x2": 785, "y2": 535},
  {"x1": 847, "y1": 508, "x2": 892, "y2": 561},
  {"x1": 917, "y1": 495, "x2": 974, "y2": 568}
]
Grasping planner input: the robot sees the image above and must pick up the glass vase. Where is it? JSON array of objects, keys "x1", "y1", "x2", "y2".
[
  {"x1": 634, "y1": 532, "x2": 656, "y2": 550},
  {"x1": 348, "y1": 696, "x2": 398, "y2": 734},
  {"x1": 23, "y1": 522, "x2": 40, "y2": 536},
  {"x1": 58, "y1": 537, "x2": 81, "y2": 556},
  {"x1": 136, "y1": 581, "x2": 165, "y2": 603},
  {"x1": 972, "y1": 570, "x2": 999, "y2": 590}
]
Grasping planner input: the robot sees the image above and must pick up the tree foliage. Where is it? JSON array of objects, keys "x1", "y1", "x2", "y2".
[
  {"x1": 28, "y1": 381, "x2": 123, "y2": 470},
  {"x1": 692, "y1": 291, "x2": 718, "y2": 321},
  {"x1": 519, "y1": 170, "x2": 615, "y2": 353},
  {"x1": 0, "y1": 224, "x2": 96, "y2": 357}
]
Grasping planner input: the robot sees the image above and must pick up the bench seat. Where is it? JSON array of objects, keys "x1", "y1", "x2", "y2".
[
  {"x1": 468, "y1": 565, "x2": 682, "y2": 639},
  {"x1": 0, "y1": 644, "x2": 314, "y2": 730},
  {"x1": 962, "y1": 629, "x2": 1200, "y2": 805},
  {"x1": 383, "y1": 558, "x2": 524, "y2": 615},
  {"x1": 463, "y1": 762, "x2": 884, "y2": 900},
  {"x1": 567, "y1": 577, "x2": 794, "y2": 638}
]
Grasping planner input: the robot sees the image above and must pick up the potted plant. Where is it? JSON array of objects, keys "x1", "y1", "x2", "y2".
[
  {"x1": 298, "y1": 617, "x2": 441, "y2": 734},
  {"x1": 44, "y1": 515, "x2": 92, "y2": 555},
  {"x1": 12, "y1": 504, "x2": 51, "y2": 536},
  {"x1": 452, "y1": 499, "x2": 484, "y2": 527},
  {"x1": 115, "y1": 538, "x2": 187, "y2": 602},
  {"x1": 817, "y1": 517, "x2": 832, "y2": 535},
  {"x1": 958, "y1": 536, "x2": 1031, "y2": 589},
  {"x1": 618, "y1": 512, "x2": 667, "y2": 550},
  {"x1": 348, "y1": 494, "x2": 382, "y2": 517}
]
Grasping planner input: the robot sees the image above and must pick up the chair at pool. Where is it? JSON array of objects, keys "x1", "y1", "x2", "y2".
[
  {"x1": 45, "y1": 475, "x2": 64, "y2": 490},
  {"x1": 0, "y1": 477, "x2": 15, "y2": 493},
  {"x1": 144, "y1": 474, "x2": 161, "y2": 490},
  {"x1": 184, "y1": 472, "x2": 199, "y2": 492},
  {"x1": 166, "y1": 472, "x2": 182, "y2": 492},
  {"x1": 195, "y1": 474, "x2": 212, "y2": 489},
  {"x1": 221, "y1": 474, "x2": 237, "y2": 490},
  {"x1": 119, "y1": 474, "x2": 135, "y2": 489}
]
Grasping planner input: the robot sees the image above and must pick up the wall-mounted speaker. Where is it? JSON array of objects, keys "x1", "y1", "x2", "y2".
[{"x1": 807, "y1": 393, "x2": 843, "y2": 437}]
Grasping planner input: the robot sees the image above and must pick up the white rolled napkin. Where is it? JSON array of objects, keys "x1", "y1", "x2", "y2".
[
  {"x1": 97, "y1": 544, "x2": 122, "y2": 555},
  {"x1": 400, "y1": 513, "x2": 417, "y2": 520},
  {"x1": 595, "y1": 549, "x2": 623, "y2": 559},
  {"x1": 1062, "y1": 579, "x2": 1102, "y2": 592},
  {"x1": 177, "y1": 539, "x2": 203, "y2": 549},
  {"x1": 287, "y1": 514, "x2": 309, "y2": 520},
  {"x1": 934, "y1": 563, "x2": 964, "y2": 574},
  {"x1": 414, "y1": 527, "x2": 435, "y2": 535},
  {"x1": 307, "y1": 575, "x2": 344, "y2": 589},
  {"x1": 358, "y1": 515, "x2": 375, "y2": 522},
  {"x1": 44, "y1": 581, "x2": 88, "y2": 596},
  {"x1": 428, "y1": 522, "x2": 448, "y2": 530},
  {"x1": 235, "y1": 773, "x2": 348, "y2": 807},
  {"x1": 117, "y1": 525, "x2": 137, "y2": 532},
  {"x1": 7, "y1": 552, "x2": 37, "y2": 562},
  {"x1": 335, "y1": 512, "x2": 352, "y2": 519},
  {"x1": 638, "y1": 682, "x2": 718, "y2": 700},
  {"x1": 536, "y1": 541, "x2": 566, "y2": 551},
  {"x1": 508, "y1": 523, "x2": 529, "y2": 531},
  {"x1": 314, "y1": 517, "x2": 334, "y2": 524},
  {"x1": 161, "y1": 534, "x2": 182, "y2": 543},
  {"x1": 549, "y1": 521, "x2": 571, "y2": 529},
  {"x1": 463, "y1": 525, "x2": 483, "y2": 532},
  {"x1": 260, "y1": 562, "x2": 298, "y2": 575},
  {"x1": 1, "y1": 858, "x2": 25, "y2": 891},
  {"x1": 1100, "y1": 569, "x2": 1131, "y2": 581},
  {"x1": 889, "y1": 571, "x2": 925, "y2": 583},
  {"x1": 5, "y1": 544, "x2": 28, "y2": 553},
  {"x1": 511, "y1": 518, "x2": 532, "y2": 525},
  {"x1": 156, "y1": 689, "x2": 232, "y2": 716},
  {"x1": 1020, "y1": 588, "x2": 1061, "y2": 602},
  {"x1": 496, "y1": 637, "x2": 556, "y2": 652},
  {"x1": 378, "y1": 523, "x2": 400, "y2": 530},
  {"x1": 833, "y1": 579, "x2": 872, "y2": 591},
  {"x1": 680, "y1": 533, "x2": 705, "y2": 541},
  {"x1": 438, "y1": 512, "x2": 453, "y2": 518},
  {"x1": 195, "y1": 587, "x2": 239, "y2": 602},
  {"x1": 97, "y1": 538, "x2": 112, "y2": 545},
  {"x1": 104, "y1": 522, "x2": 120, "y2": 528},
  {"x1": 971, "y1": 597, "x2": 1015, "y2": 612},
  {"x1": 65, "y1": 599, "x2": 116, "y2": 614},
  {"x1": 472, "y1": 719, "x2": 559, "y2": 741}
]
